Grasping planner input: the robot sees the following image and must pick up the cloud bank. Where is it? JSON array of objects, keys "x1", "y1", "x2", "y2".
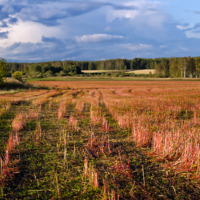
[{"x1": 0, "y1": 0, "x2": 199, "y2": 62}]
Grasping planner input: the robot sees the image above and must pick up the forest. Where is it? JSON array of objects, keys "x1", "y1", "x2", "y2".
[{"x1": 5, "y1": 56, "x2": 200, "y2": 78}]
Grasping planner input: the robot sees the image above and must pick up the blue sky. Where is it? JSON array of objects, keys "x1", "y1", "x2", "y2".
[{"x1": 0, "y1": 0, "x2": 200, "y2": 62}]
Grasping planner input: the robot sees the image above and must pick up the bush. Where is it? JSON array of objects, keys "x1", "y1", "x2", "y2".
[
  {"x1": 44, "y1": 70, "x2": 53, "y2": 77},
  {"x1": 59, "y1": 70, "x2": 67, "y2": 76},
  {"x1": 12, "y1": 71, "x2": 23, "y2": 82},
  {"x1": 119, "y1": 72, "x2": 126, "y2": 77},
  {"x1": 63, "y1": 64, "x2": 81, "y2": 75},
  {"x1": 34, "y1": 72, "x2": 43, "y2": 78},
  {"x1": 105, "y1": 73, "x2": 110, "y2": 77},
  {"x1": 6, "y1": 71, "x2": 11, "y2": 77},
  {"x1": 0, "y1": 58, "x2": 8, "y2": 84}
]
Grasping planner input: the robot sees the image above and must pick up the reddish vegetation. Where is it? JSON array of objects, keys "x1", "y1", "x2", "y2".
[
  {"x1": 2, "y1": 80, "x2": 200, "y2": 194},
  {"x1": 12, "y1": 111, "x2": 39, "y2": 132},
  {"x1": 99, "y1": 82, "x2": 200, "y2": 181},
  {"x1": 29, "y1": 80, "x2": 200, "y2": 182},
  {"x1": 29, "y1": 80, "x2": 200, "y2": 90},
  {"x1": 75, "y1": 100, "x2": 85, "y2": 114},
  {"x1": 58, "y1": 100, "x2": 67, "y2": 119},
  {"x1": 0, "y1": 132, "x2": 20, "y2": 184}
]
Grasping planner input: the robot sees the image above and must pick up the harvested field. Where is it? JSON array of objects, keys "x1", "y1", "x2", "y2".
[
  {"x1": 0, "y1": 81, "x2": 200, "y2": 199},
  {"x1": 126, "y1": 69, "x2": 155, "y2": 74},
  {"x1": 82, "y1": 70, "x2": 125, "y2": 73}
]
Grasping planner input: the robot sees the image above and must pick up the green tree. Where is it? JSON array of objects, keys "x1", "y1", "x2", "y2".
[
  {"x1": 187, "y1": 56, "x2": 195, "y2": 77},
  {"x1": 161, "y1": 61, "x2": 169, "y2": 77},
  {"x1": 195, "y1": 57, "x2": 200, "y2": 78},
  {"x1": 0, "y1": 58, "x2": 8, "y2": 84},
  {"x1": 179, "y1": 57, "x2": 188, "y2": 78},
  {"x1": 12, "y1": 71, "x2": 23, "y2": 82},
  {"x1": 155, "y1": 63, "x2": 162, "y2": 77},
  {"x1": 170, "y1": 60, "x2": 180, "y2": 77}
]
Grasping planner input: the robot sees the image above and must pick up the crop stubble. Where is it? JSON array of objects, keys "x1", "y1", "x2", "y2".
[{"x1": 0, "y1": 81, "x2": 200, "y2": 199}]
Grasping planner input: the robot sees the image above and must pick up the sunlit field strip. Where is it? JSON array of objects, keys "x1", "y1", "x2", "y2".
[{"x1": 29, "y1": 80, "x2": 200, "y2": 89}]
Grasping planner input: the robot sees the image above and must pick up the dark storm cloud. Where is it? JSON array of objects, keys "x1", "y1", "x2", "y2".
[
  {"x1": 6, "y1": 43, "x2": 21, "y2": 51},
  {"x1": 108, "y1": 4, "x2": 137, "y2": 10},
  {"x1": 41, "y1": 36, "x2": 66, "y2": 47},
  {"x1": 0, "y1": 31, "x2": 8, "y2": 38},
  {"x1": 15, "y1": 1, "x2": 138, "y2": 26},
  {"x1": 193, "y1": 23, "x2": 200, "y2": 29},
  {"x1": 0, "y1": 11, "x2": 9, "y2": 21},
  {"x1": 0, "y1": 22, "x2": 8, "y2": 27},
  {"x1": 8, "y1": 18, "x2": 18, "y2": 24}
]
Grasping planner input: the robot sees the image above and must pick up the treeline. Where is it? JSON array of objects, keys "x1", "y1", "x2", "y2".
[
  {"x1": 7, "y1": 58, "x2": 160, "y2": 73},
  {"x1": 6, "y1": 56, "x2": 200, "y2": 78},
  {"x1": 155, "y1": 57, "x2": 200, "y2": 78},
  {"x1": 7, "y1": 61, "x2": 81, "y2": 78}
]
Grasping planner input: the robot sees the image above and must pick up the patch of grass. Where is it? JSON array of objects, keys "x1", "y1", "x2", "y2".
[{"x1": 0, "y1": 81, "x2": 32, "y2": 91}]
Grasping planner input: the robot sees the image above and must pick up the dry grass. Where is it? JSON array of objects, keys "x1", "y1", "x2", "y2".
[
  {"x1": 126, "y1": 69, "x2": 155, "y2": 74},
  {"x1": 82, "y1": 70, "x2": 126, "y2": 73},
  {"x1": 4, "y1": 78, "x2": 22, "y2": 84},
  {"x1": 28, "y1": 80, "x2": 200, "y2": 90},
  {"x1": 1, "y1": 81, "x2": 200, "y2": 199}
]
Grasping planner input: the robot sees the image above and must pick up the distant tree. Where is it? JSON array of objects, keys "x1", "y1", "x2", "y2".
[
  {"x1": 155, "y1": 63, "x2": 162, "y2": 77},
  {"x1": 195, "y1": 57, "x2": 200, "y2": 78},
  {"x1": 170, "y1": 60, "x2": 179, "y2": 77},
  {"x1": 29, "y1": 63, "x2": 42, "y2": 77},
  {"x1": 59, "y1": 70, "x2": 67, "y2": 76},
  {"x1": 11, "y1": 67, "x2": 15, "y2": 74},
  {"x1": 179, "y1": 57, "x2": 188, "y2": 78},
  {"x1": 161, "y1": 61, "x2": 169, "y2": 77},
  {"x1": 63, "y1": 64, "x2": 81, "y2": 75},
  {"x1": 44, "y1": 70, "x2": 53, "y2": 77},
  {"x1": 187, "y1": 56, "x2": 195, "y2": 77},
  {"x1": 148, "y1": 71, "x2": 153, "y2": 77},
  {"x1": 12, "y1": 71, "x2": 23, "y2": 82},
  {"x1": 155, "y1": 61, "x2": 169, "y2": 77},
  {"x1": 0, "y1": 58, "x2": 8, "y2": 84}
]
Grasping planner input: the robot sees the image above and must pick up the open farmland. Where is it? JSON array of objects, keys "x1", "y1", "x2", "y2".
[
  {"x1": 126, "y1": 69, "x2": 155, "y2": 74},
  {"x1": 1, "y1": 81, "x2": 200, "y2": 199},
  {"x1": 82, "y1": 70, "x2": 126, "y2": 74},
  {"x1": 81, "y1": 69, "x2": 155, "y2": 75}
]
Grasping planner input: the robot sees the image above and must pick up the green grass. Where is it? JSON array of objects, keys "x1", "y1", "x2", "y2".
[{"x1": 26, "y1": 77, "x2": 200, "y2": 81}]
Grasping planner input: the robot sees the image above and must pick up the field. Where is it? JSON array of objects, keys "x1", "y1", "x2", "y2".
[
  {"x1": 1, "y1": 80, "x2": 200, "y2": 199},
  {"x1": 82, "y1": 70, "x2": 126, "y2": 74},
  {"x1": 126, "y1": 69, "x2": 155, "y2": 74},
  {"x1": 81, "y1": 69, "x2": 155, "y2": 74}
]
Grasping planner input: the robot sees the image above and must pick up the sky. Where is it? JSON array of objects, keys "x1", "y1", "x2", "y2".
[{"x1": 0, "y1": 0, "x2": 200, "y2": 62}]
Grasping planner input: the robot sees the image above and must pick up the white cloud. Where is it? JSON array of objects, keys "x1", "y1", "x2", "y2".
[
  {"x1": 185, "y1": 29, "x2": 200, "y2": 39},
  {"x1": 105, "y1": 7, "x2": 139, "y2": 22},
  {"x1": 18, "y1": 4, "x2": 67, "y2": 21},
  {"x1": 176, "y1": 24, "x2": 194, "y2": 30},
  {"x1": 0, "y1": 19, "x2": 62, "y2": 48},
  {"x1": 119, "y1": 43, "x2": 152, "y2": 51},
  {"x1": 160, "y1": 45, "x2": 168, "y2": 48},
  {"x1": 103, "y1": 0, "x2": 165, "y2": 29},
  {"x1": 179, "y1": 47, "x2": 188, "y2": 51},
  {"x1": 75, "y1": 34, "x2": 124, "y2": 43},
  {"x1": 105, "y1": 26, "x2": 111, "y2": 31}
]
